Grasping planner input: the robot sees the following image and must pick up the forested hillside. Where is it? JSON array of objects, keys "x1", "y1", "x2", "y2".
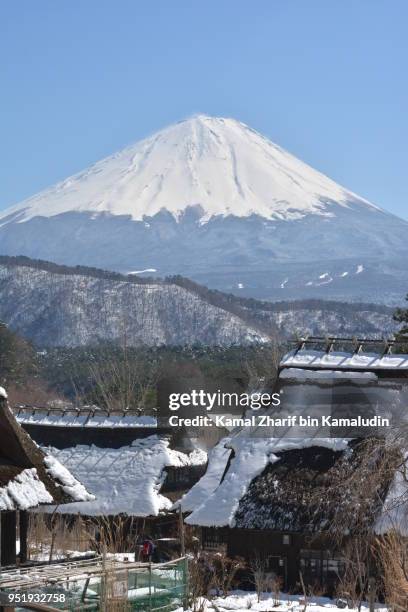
[{"x1": 0, "y1": 256, "x2": 398, "y2": 348}]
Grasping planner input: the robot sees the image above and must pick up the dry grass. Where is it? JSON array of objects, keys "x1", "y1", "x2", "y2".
[
  {"x1": 27, "y1": 513, "x2": 143, "y2": 563},
  {"x1": 28, "y1": 513, "x2": 94, "y2": 562},
  {"x1": 375, "y1": 532, "x2": 408, "y2": 611}
]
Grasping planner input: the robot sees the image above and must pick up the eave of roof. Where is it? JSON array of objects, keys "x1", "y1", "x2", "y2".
[{"x1": 280, "y1": 349, "x2": 408, "y2": 372}]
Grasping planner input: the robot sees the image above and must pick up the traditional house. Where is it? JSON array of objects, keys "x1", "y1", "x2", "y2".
[
  {"x1": 14, "y1": 406, "x2": 207, "y2": 542},
  {"x1": 0, "y1": 388, "x2": 93, "y2": 567},
  {"x1": 181, "y1": 339, "x2": 408, "y2": 592}
]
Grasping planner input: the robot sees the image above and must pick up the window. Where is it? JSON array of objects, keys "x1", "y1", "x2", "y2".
[
  {"x1": 265, "y1": 555, "x2": 287, "y2": 583},
  {"x1": 300, "y1": 549, "x2": 345, "y2": 582},
  {"x1": 300, "y1": 549, "x2": 321, "y2": 580},
  {"x1": 282, "y1": 534, "x2": 291, "y2": 545},
  {"x1": 202, "y1": 528, "x2": 227, "y2": 552}
]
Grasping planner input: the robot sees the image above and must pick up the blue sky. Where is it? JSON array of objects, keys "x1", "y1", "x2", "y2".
[{"x1": 1, "y1": 0, "x2": 407, "y2": 219}]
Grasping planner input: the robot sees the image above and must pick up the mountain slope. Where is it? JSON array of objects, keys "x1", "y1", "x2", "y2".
[
  {"x1": 0, "y1": 115, "x2": 407, "y2": 303},
  {"x1": 0, "y1": 115, "x2": 376, "y2": 224},
  {"x1": 0, "y1": 260, "x2": 266, "y2": 347},
  {"x1": 0, "y1": 258, "x2": 397, "y2": 347}
]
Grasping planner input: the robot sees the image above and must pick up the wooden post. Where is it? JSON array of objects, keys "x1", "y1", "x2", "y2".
[
  {"x1": 19, "y1": 511, "x2": 28, "y2": 564},
  {"x1": 368, "y1": 576, "x2": 375, "y2": 612},
  {"x1": 183, "y1": 556, "x2": 189, "y2": 611},
  {"x1": 148, "y1": 562, "x2": 152, "y2": 611},
  {"x1": 100, "y1": 544, "x2": 107, "y2": 612},
  {"x1": 81, "y1": 576, "x2": 90, "y2": 602},
  {"x1": 179, "y1": 506, "x2": 185, "y2": 556},
  {"x1": 1, "y1": 512, "x2": 17, "y2": 566}
]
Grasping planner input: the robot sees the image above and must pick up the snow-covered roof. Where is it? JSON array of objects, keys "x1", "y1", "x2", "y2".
[
  {"x1": 0, "y1": 392, "x2": 93, "y2": 511},
  {"x1": 177, "y1": 439, "x2": 232, "y2": 513},
  {"x1": 186, "y1": 430, "x2": 408, "y2": 536},
  {"x1": 15, "y1": 411, "x2": 157, "y2": 428},
  {"x1": 0, "y1": 468, "x2": 53, "y2": 511},
  {"x1": 43, "y1": 455, "x2": 94, "y2": 503},
  {"x1": 280, "y1": 349, "x2": 408, "y2": 371},
  {"x1": 0, "y1": 462, "x2": 93, "y2": 512},
  {"x1": 185, "y1": 436, "x2": 348, "y2": 528},
  {"x1": 39, "y1": 436, "x2": 207, "y2": 516},
  {"x1": 279, "y1": 368, "x2": 379, "y2": 382}
]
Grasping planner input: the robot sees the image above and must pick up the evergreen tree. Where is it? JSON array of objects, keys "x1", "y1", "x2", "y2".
[
  {"x1": 393, "y1": 295, "x2": 408, "y2": 346},
  {"x1": 0, "y1": 322, "x2": 37, "y2": 387}
]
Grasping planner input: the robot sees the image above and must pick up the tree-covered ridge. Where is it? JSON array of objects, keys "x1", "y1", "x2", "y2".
[{"x1": 0, "y1": 255, "x2": 393, "y2": 326}]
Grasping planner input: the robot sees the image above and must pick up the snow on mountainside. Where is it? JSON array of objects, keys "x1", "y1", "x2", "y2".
[
  {"x1": 0, "y1": 258, "x2": 397, "y2": 346},
  {"x1": 0, "y1": 115, "x2": 407, "y2": 303},
  {"x1": 0, "y1": 115, "x2": 377, "y2": 225},
  {"x1": 0, "y1": 261, "x2": 266, "y2": 347}
]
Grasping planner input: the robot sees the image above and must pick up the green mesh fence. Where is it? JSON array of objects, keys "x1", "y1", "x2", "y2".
[{"x1": 1, "y1": 557, "x2": 188, "y2": 612}]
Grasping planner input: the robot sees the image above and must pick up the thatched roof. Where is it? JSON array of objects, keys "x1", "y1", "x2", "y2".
[
  {"x1": 37, "y1": 436, "x2": 207, "y2": 517},
  {"x1": 233, "y1": 439, "x2": 398, "y2": 534},
  {"x1": 0, "y1": 389, "x2": 93, "y2": 511},
  {"x1": 185, "y1": 433, "x2": 405, "y2": 535}
]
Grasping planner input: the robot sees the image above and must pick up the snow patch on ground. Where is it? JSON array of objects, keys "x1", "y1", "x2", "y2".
[
  {"x1": 174, "y1": 590, "x2": 389, "y2": 611},
  {"x1": 305, "y1": 273, "x2": 333, "y2": 287},
  {"x1": 128, "y1": 268, "x2": 157, "y2": 274}
]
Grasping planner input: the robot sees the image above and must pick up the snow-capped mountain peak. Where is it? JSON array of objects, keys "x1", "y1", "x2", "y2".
[
  {"x1": 1, "y1": 115, "x2": 406, "y2": 305},
  {"x1": 0, "y1": 115, "x2": 377, "y2": 225}
]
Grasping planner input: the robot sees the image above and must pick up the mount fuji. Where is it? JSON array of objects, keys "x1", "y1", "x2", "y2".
[{"x1": 0, "y1": 115, "x2": 407, "y2": 303}]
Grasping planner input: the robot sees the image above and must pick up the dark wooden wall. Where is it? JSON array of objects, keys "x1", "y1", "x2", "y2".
[
  {"x1": 202, "y1": 527, "x2": 340, "y2": 592},
  {"x1": 20, "y1": 424, "x2": 167, "y2": 449},
  {"x1": 1, "y1": 511, "x2": 16, "y2": 567}
]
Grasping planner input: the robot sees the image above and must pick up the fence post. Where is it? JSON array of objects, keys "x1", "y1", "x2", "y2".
[
  {"x1": 149, "y1": 562, "x2": 152, "y2": 612},
  {"x1": 183, "y1": 556, "x2": 189, "y2": 611},
  {"x1": 179, "y1": 506, "x2": 185, "y2": 556}
]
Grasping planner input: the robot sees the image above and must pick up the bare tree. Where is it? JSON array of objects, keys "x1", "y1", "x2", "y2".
[
  {"x1": 87, "y1": 341, "x2": 159, "y2": 413},
  {"x1": 206, "y1": 552, "x2": 245, "y2": 597},
  {"x1": 250, "y1": 554, "x2": 268, "y2": 602},
  {"x1": 187, "y1": 554, "x2": 213, "y2": 612},
  {"x1": 334, "y1": 537, "x2": 371, "y2": 612}
]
